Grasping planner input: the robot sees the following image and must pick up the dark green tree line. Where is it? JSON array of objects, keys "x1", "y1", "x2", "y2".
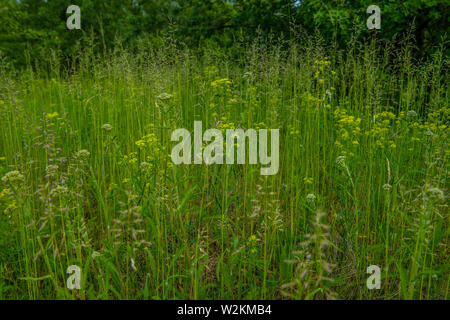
[{"x1": 0, "y1": 0, "x2": 448, "y2": 67}]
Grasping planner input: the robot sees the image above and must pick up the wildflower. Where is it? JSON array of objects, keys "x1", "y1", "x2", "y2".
[
  {"x1": 1, "y1": 170, "x2": 24, "y2": 184},
  {"x1": 102, "y1": 123, "x2": 113, "y2": 131},
  {"x1": 382, "y1": 184, "x2": 392, "y2": 191},
  {"x1": 142, "y1": 133, "x2": 157, "y2": 145},
  {"x1": 157, "y1": 93, "x2": 173, "y2": 100},
  {"x1": 336, "y1": 156, "x2": 346, "y2": 167},
  {"x1": 211, "y1": 78, "x2": 232, "y2": 87},
  {"x1": 289, "y1": 129, "x2": 300, "y2": 135},
  {"x1": 427, "y1": 187, "x2": 444, "y2": 200},
  {"x1": 247, "y1": 234, "x2": 259, "y2": 253},
  {"x1": 303, "y1": 177, "x2": 313, "y2": 185},
  {"x1": 0, "y1": 157, "x2": 6, "y2": 161},
  {"x1": 46, "y1": 112, "x2": 59, "y2": 120},
  {"x1": 0, "y1": 188, "x2": 11, "y2": 199},
  {"x1": 74, "y1": 149, "x2": 90, "y2": 162},
  {"x1": 91, "y1": 251, "x2": 102, "y2": 259},
  {"x1": 135, "y1": 140, "x2": 146, "y2": 148},
  {"x1": 407, "y1": 110, "x2": 417, "y2": 117},
  {"x1": 6, "y1": 199, "x2": 17, "y2": 211},
  {"x1": 340, "y1": 130, "x2": 349, "y2": 140},
  {"x1": 306, "y1": 193, "x2": 316, "y2": 203},
  {"x1": 140, "y1": 162, "x2": 150, "y2": 169}
]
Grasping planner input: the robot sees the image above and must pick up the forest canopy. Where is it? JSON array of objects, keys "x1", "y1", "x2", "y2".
[{"x1": 0, "y1": 0, "x2": 449, "y2": 67}]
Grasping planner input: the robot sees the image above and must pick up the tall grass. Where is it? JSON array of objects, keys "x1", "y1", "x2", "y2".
[{"x1": 0, "y1": 35, "x2": 448, "y2": 299}]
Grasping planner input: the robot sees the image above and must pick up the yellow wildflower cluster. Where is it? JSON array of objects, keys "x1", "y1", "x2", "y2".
[
  {"x1": 254, "y1": 122, "x2": 267, "y2": 130},
  {"x1": 211, "y1": 78, "x2": 232, "y2": 97},
  {"x1": 0, "y1": 188, "x2": 10, "y2": 199},
  {"x1": 4, "y1": 198, "x2": 17, "y2": 214},
  {"x1": 209, "y1": 77, "x2": 237, "y2": 118},
  {"x1": 135, "y1": 133, "x2": 158, "y2": 149},
  {"x1": 123, "y1": 152, "x2": 139, "y2": 165},
  {"x1": 0, "y1": 188, "x2": 16, "y2": 214},
  {"x1": 44, "y1": 111, "x2": 69, "y2": 128},
  {"x1": 401, "y1": 106, "x2": 449, "y2": 153},
  {"x1": 422, "y1": 106, "x2": 449, "y2": 137},
  {"x1": 427, "y1": 106, "x2": 449, "y2": 122},
  {"x1": 314, "y1": 57, "x2": 331, "y2": 68},
  {"x1": 211, "y1": 78, "x2": 232, "y2": 88},
  {"x1": 223, "y1": 95, "x2": 240, "y2": 111},
  {"x1": 367, "y1": 111, "x2": 397, "y2": 150},
  {"x1": 247, "y1": 234, "x2": 259, "y2": 254},
  {"x1": 288, "y1": 124, "x2": 300, "y2": 136},
  {"x1": 314, "y1": 57, "x2": 335, "y2": 84},
  {"x1": 334, "y1": 108, "x2": 362, "y2": 157},
  {"x1": 304, "y1": 92, "x2": 322, "y2": 106},
  {"x1": 123, "y1": 131, "x2": 170, "y2": 169},
  {"x1": 46, "y1": 112, "x2": 59, "y2": 120},
  {"x1": 217, "y1": 117, "x2": 236, "y2": 134}
]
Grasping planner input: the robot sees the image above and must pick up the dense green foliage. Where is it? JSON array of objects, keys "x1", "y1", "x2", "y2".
[
  {"x1": 0, "y1": 0, "x2": 449, "y2": 66},
  {"x1": 0, "y1": 0, "x2": 448, "y2": 301},
  {"x1": 0, "y1": 35, "x2": 448, "y2": 299}
]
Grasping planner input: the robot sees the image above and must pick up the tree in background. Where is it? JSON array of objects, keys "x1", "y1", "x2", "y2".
[{"x1": 0, "y1": 0, "x2": 448, "y2": 67}]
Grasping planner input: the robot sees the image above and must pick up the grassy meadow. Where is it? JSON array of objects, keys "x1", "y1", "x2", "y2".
[{"x1": 0, "y1": 37, "x2": 448, "y2": 299}]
